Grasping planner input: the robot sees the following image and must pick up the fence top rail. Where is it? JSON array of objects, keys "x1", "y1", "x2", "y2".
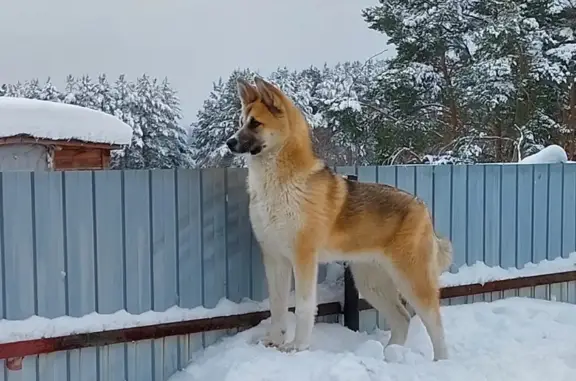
[{"x1": 0, "y1": 161, "x2": 574, "y2": 175}]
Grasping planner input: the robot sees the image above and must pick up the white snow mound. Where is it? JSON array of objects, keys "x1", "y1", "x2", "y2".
[
  {"x1": 520, "y1": 144, "x2": 568, "y2": 164},
  {"x1": 171, "y1": 297, "x2": 576, "y2": 381},
  {"x1": 0, "y1": 97, "x2": 133, "y2": 145}
]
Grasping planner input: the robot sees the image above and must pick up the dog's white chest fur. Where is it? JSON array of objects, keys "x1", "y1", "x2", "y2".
[{"x1": 247, "y1": 161, "x2": 304, "y2": 256}]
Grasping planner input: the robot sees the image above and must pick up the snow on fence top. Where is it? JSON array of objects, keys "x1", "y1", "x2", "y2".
[
  {"x1": 0, "y1": 253, "x2": 574, "y2": 344},
  {"x1": 0, "y1": 97, "x2": 133, "y2": 146},
  {"x1": 519, "y1": 144, "x2": 569, "y2": 164}
]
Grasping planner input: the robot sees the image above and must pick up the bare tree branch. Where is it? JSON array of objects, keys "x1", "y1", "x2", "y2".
[{"x1": 389, "y1": 147, "x2": 422, "y2": 165}]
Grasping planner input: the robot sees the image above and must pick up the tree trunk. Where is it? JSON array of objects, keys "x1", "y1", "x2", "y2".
[
  {"x1": 495, "y1": 123, "x2": 503, "y2": 162},
  {"x1": 438, "y1": 53, "x2": 460, "y2": 143},
  {"x1": 570, "y1": 81, "x2": 576, "y2": 160}
]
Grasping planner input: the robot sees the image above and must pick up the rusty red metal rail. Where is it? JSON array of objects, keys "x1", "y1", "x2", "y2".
[{"x1": 1, "y1": 269, "x2": 575, "y2": 370}]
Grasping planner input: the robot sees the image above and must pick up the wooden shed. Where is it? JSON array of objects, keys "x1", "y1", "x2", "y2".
[{"x1": 0, "y1": 97, "x2": 133, "y2": 171}]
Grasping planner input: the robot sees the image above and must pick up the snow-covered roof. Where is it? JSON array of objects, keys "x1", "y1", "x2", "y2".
[{"x1": 0, "y1": 97, "x2": 133, "y2": 146}]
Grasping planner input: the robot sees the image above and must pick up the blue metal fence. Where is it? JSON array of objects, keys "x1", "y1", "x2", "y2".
[{"x1": 0, "y1": 163, "x2": 574, "y2": 381}]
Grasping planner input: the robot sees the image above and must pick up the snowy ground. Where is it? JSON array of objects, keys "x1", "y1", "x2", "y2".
[{"x1": 170, "y1": 297, "x2": 576, "y2": 381}]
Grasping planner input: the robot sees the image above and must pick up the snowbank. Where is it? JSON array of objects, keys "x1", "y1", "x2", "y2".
[
  {"x1": 0, "y1": 97, "x2": 133, "y2": 145},
  {"x1": 519, "y1": 144, "x2": 568, "y2": 164},
  {"x1": 170, "y1": 298, "x2": 576, "y2": 381}
]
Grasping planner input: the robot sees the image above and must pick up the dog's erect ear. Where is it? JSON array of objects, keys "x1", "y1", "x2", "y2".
[
  {"x1": 236, "y1": 78, "x2": 259, "y2": 107},
  {"x1": 254, "y1": 76, "x2": 282, "y2": 115}
]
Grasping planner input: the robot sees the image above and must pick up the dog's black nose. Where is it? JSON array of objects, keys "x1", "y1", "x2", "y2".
[{"x1": 226, "y1": 137, "x2": 238, "y2": 151}]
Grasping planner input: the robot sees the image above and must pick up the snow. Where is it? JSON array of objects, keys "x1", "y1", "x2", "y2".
[
  {"x1": 519, "y1": 144, "x2": 568, "y2": 164},
  {"x1": 0, "y1": 97, "x2": 133, "y2": 145},
  {"x1": 441, "y1": 252, "x2": 576, "y2": 287},
  {"x1": 170, "y1": 298, "x2": 576, "y2": 381},
  {"x1": 0, "y1": 255, "x2": 574, "y2": 345}
]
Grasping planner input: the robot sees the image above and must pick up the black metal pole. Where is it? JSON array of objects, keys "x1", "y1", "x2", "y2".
[{"x1": 343, "y1": 174, "x2": 360, "y2": 331}]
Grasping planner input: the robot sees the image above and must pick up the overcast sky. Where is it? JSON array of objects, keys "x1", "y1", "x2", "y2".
[{"x1": 0, "y1": 0, "x2": 391, "y2": 124}]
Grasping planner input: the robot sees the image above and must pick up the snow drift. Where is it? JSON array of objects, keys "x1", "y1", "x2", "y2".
[{"x1": 170, "y1": 298, "x2": 576, "y2": 381}]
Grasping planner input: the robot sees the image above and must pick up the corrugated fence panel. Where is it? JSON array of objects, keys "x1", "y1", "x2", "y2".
[
  {"x1": 33, "y1": 171, "x2": 68, "y2": 381},
  {"x1": 2, "y1": 172, "x2": 35, "y2": 321},
  {"x1": 532, "y1": 165, "x2": 549, "y2": 264},
  {"x1": 1, "y1": 164, "x2": 576, "y2": 380},
  {"x1": 2, "y1": 172, "x2": 38, "y2": 381},
  {"x1": 94, "y1": 170, "x2": 127, "y2": 381},
  {"x1": 356, "y1": 166, "x2": 379, "y2": 333},
  {"x1": 562, "y1": 164, "x2": 576, "y2": 258},
  {"x1": 123, "y1": 169, "x2": 154, "y2": 381},
  {"x1": 201, "y1": 168, "x2": 228, "y2": 347},
  {"x1": 415, "y1": 165, "x2": 434, "y2": 210},
  {"x1": 432, "y1": 165, "x2": 452, "y2": 307},
  {"x1": 175, "y1": 169, "x2": 204, "y2": 363},
  {"x1": 450, "y1": 165, "x2": 468, "y2": 271},
  {"x1": 432, "y1": 165, "x2": 452, "y2": 269},
  {"x1": 396, "y1": 165, "x2": 415, "y2": 194},
  {"x1": 467, "y1": 165, "x2": 486, "y2": 303},
  {"x1": 562, "y1": 165, "x2": 576, "y2": 302},
  {"x1": 517, "y1": 166, "x2": 535, "y2": 299},
  {"x1": 483, "y1": 165, "x2": 502, "y2": 302},
  {"x1": 62, "y1": 171, "x2": 98, "y2": 381},
  {"x1": 532, "y1": 166, "x2": 550, "y2": 300},
  {"x1": 547, "y1": 164, "x2": 563, "y2": 260},
  {"x1": 150, "y1": 170, "x2": 180, "y2": 380},
  {"x1": 500, "y1": 165, "x2": 518, "y2": 270},
  {"x1": 516, "y1": 165, "x2": 534, "y2": 269},
  {"x1": 225, "y1": 168, "x2": 252, "y2": 304},
  {"x1": 483, "y1": 165, "x2": 501, "y2": 268}
]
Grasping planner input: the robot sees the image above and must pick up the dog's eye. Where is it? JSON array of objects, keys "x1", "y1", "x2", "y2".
[{"x1": 248, "y1": 119, "x2": 262, "y2": 129}]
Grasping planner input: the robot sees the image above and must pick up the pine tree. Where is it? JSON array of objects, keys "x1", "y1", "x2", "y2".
[
  {"x1": 38, "y1": 78, "x2": 63, "y2": 102},
  {"x1": 91, "y1": 75, "x2": 116, "y2": 115},
  {"x1": 140, "y1": 77, "x2": 193, "y2": 169},
  {"x1": 546, "y1": 0, "x2": 576, "y2": 158},
  {"x1": 462, "y1": 0, "x2": 571, "y2": 161},
  {"x1": 22, "y1": 79, "x2": 42, "y2": 99},
  {"x1": 190, "y1": 63, "x2": 390, "y2": 167},
  {"x1": 363, "y1": 0, "x2": 575, "y2": 164},
  {"x1": 363, "y1": 0, "x2": 477, "y2": 163},
  {"x1": 190, "y1": 68, "x2": 254, "y2": 168},
  {"x1": 62, "y1": 75, "x2": 79, "y2": 104},
  {"x1": 314, "y1": 60, "x2": 388, "y2": 164},
  {"x1": 110, "y1": 74, "x2": 144, "y2": 169},
  {"x1": 72, "y1": 75, "x2": 100, "y2": 109},
  {"x1": 3, "y1": 82, "x2": 25, "y2": 97}
]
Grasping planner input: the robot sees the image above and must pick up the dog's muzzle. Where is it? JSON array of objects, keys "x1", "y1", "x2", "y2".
[{"x1": 226, "y1": 136, "x2": 262, "y2": 155}]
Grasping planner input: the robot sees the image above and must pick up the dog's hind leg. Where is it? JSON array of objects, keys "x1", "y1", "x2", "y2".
[
  {"x1": 349, "y1": 262, "x2": 412, "y2": 347},
  {"x1": 383, "y1": 248, "x2": 448, "y2": 361}
]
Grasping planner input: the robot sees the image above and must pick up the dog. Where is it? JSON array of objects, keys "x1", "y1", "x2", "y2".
[{"x1": 225, "y1": 76, "x2": 452, "y2": 361}]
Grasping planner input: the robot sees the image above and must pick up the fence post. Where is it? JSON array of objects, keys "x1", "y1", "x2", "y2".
[{"x1": 343, "y1": 174, "x2": 360, "y2": 331}]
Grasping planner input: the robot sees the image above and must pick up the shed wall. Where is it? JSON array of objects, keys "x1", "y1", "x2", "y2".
[
  {"x1": 0, "y1": 144, "x2": 49, "y2": 171},
  {"x1": 54, "y1": 146, "x2": 110, "y2": 170}
]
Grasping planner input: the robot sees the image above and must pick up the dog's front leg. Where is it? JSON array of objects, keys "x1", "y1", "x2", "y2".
[
  {"x1": 261, "y1": 251, "x2": 292, "y2": 348},
  {"x1": 280, "y1": 242, "x2": 317, "y2": 352}
]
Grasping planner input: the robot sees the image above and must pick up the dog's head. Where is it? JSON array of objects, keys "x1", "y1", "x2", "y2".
[{"x1": 226, "y1": 77, "x2": 291, "y2": 157}]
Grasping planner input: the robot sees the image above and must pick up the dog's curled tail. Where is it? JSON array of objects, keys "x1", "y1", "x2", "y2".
[{"x1": 434, "y1": 234, "x2": 453, "y2": 275}]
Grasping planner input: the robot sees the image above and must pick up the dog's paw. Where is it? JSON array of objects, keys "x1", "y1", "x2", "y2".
[
  {"x1": 278, "y1": 340, "x2": 309, "y2": 353},
  {"x1": 259, "y1": 328, "x2": 286, "y2": 348}
]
